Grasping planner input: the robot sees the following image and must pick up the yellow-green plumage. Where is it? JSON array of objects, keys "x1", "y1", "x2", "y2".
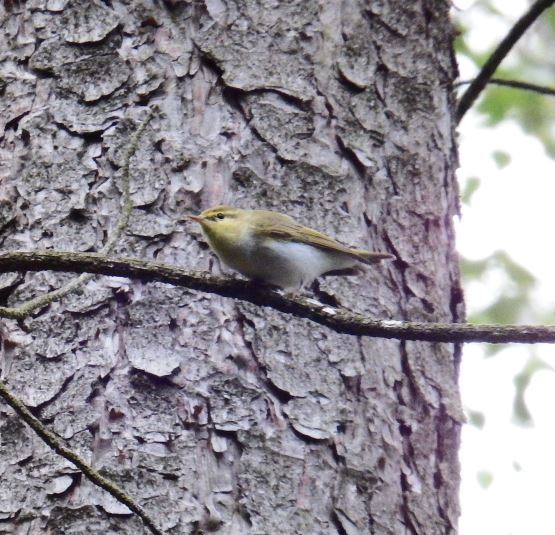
[{"x1": 190, "y1": 205, "x2": 393, "y2": 290}]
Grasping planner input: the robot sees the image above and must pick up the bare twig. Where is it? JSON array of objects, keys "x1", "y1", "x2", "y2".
[
  {"x1": 0, "y1": 379, "x2": 165, "y2": 535},
  {"x1": 456, "y1": 0, "x2": 555, "y2": 123},
  {"x1": 0, "y1": 250, "x2": 554, "y2": 344},
  {"x1": 2, "y1": 109, "x2": 154, "y2": 319},
  {"x1": 0, "y1": 110, "x2": 164, "y2": 535},
  {"x1": 456, "y1": 78, "x2": 555, "y2": 98}
]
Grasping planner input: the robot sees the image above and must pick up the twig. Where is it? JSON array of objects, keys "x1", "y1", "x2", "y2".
[
  {"x1": 456, "y1": 0, "x2": 555, "y2": 123},
  {"x1": 456, "y1": 78, "x2": 555, "y2": 98},
  {"x1": 0, "y1": 379, "x2": 165, "y2": 535},
  {"x1": 0, "y1": 250, "x2": 554, "y2": 344},
  {"x1": 1, "y1": 109, "x2": 154, "y2": 319}
]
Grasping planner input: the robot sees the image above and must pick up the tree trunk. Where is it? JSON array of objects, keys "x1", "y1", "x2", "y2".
[{"x1": 0, "y1": 1, "x2": 463, "y2": 534}]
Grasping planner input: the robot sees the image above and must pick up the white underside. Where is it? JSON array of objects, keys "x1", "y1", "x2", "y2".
[{"x1": 217, "y1": 238, "x2": 357, "y2": 291}]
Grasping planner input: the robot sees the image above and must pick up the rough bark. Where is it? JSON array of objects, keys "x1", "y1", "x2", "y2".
[{"x1": 0, "y1": 1, "x2": 462, "y2": 534}]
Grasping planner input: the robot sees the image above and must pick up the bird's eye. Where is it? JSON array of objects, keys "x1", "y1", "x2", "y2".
[{"x1": 216, "y1": 213, "x2": 225, "y2": 220}]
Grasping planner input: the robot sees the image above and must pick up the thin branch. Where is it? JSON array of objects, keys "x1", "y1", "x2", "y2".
[
  {"x1": 0, "y1": 379, "x2": 165, "y2": 535},
  {"x1": 456, "y1": 0, "x2": 555, "y2": 123},
  {"x1": 103, "y1": 109, "x2": 154, "y2": 254},
  {"x1": 0, "y1": 250, "x2": 554, "y2": 344},
  {"x1": 1, "y1": 109, "x2": 154, "y2": 320},
  {"x1": 456, "y1": 77, "x2": 555, "y2": 98}
]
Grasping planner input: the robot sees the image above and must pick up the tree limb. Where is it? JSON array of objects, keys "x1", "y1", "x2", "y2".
[
  {"x1": 0, "y1": 109, "x2": 154, "y2": 320},
  {"x1": 0, "y1": 379, "x2": 165, "y2": 535},
  {"x1": 456, "y1": 78, "x2": 555, "y2": 98},
  {"x1": 456, "y1": 0, "x2": 555, "y2": 123},
  {"x1": 0, "y1": 250, "x2": 554, "y2": 344}
]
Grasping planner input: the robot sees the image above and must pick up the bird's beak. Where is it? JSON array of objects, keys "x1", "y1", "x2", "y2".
[{"x1": 188, "y1": 215, "x2": 203, "y2": 223}]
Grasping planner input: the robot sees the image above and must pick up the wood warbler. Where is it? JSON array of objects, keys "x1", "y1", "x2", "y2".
[{"x1": 189, "y1": 205, "x2": 394, "y2": 291}]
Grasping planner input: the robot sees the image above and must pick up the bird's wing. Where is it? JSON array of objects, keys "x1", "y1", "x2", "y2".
[{"x1": 253, "y1": 215, "x2": 392, "y2": 265}]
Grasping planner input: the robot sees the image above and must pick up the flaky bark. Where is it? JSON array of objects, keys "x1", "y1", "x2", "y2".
[{"x1": 1, "y1": 1, "x2": 462, "y2": 533}]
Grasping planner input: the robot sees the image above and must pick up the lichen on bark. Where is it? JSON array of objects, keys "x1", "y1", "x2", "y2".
[{"x1": 0, "y1": 1, "x2": 462, "y2": 533}]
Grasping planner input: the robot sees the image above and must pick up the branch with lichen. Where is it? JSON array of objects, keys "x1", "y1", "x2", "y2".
[
  {"x1": 1, "y1": 250, "x2": 554, "y2": 344},
  {"x1": 0, "y1": 379, "x2": 165, "y2": 535},
  {"x1": 0, "y1": 108, "x2": 154, "y2": 320},
  {"x1": 0, "y1": 111, "x2": 165, "y2": 534}
]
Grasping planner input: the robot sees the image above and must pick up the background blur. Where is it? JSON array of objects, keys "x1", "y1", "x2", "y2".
[{"x1": 453, "y1": 1, "x2": 555, "y2": 533}]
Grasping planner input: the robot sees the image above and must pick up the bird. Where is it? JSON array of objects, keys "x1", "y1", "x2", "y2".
[{"x1": 189, "y1": 205, "x2": 394, "y2": 291}]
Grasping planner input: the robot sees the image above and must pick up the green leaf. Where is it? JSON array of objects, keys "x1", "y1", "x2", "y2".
[
  {"x1": 467, "y1": 409, "x2": 486, "y2": 429},
  {"x1": 477, "y1": 470, "x2": 493, "y2": 489},
  {"x1": 546, "y1": 8, "x2": 555, "y2": 37},
  {"x1": 493, "y1": 250, "x2": 535, "y2": 289},
  {"x1": 491, "y1": 150, "x2": 511, "y2": 168},
  {"x1": 461, "y1": 176, "x2": 481, "y2": 205},
  {"x1": 462, "y1": 251, "x2": 537, "y2": 356},
  {"x1": 512, "y1": 357, "x2": 553, "y2": 426},
  {"x1": 459, "y1": 256, "x2": 489, "y2": 279},
  {"x1": 463, "y1": 251, "x2": 536, "y2": 325},
  {"x1": 455, "y1": 0, "x2": 555, "y2": 159},
  {"x1": 477, "y1": 79, "x2": 555, "y2": 158},
  {"x1": 477, "y1": 84, "x2": 516, "y2": 125}
]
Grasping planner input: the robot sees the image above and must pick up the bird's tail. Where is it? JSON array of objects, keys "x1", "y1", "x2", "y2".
[{"x1": 352, "y1": 250, "x2": 395, "y2": 265}]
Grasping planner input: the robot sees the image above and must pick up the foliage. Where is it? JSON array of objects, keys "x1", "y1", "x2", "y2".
[
  {"x1": 455, "y1": 0, "x2": 555, "y2": 417},
  {"x1": 456, "y1": 1, "x2": 555, "y2": 156},
  {"x1": 454, "y1": 1, "x2": 555, "y2": 530}
]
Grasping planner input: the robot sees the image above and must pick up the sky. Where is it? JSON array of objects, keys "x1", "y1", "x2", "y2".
[
  {"x1": 457, "y1": 114, "x2": 555, "y2": 535},
  {"x1": 454, "y1": 1, "x2": 555, "y2": 533}
]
